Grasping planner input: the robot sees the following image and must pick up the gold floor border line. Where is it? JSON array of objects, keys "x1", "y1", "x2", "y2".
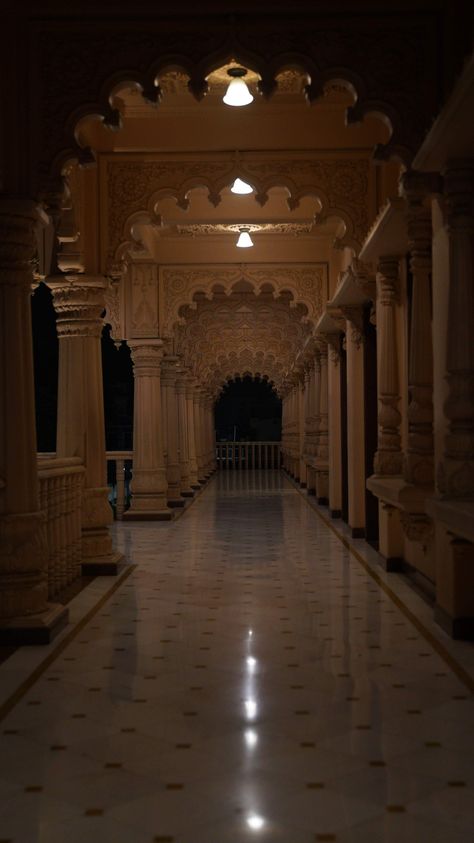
[
  {"x1": 0, "y1": 564, "x2": 136, "y2": 724},
  {"x1": 284, "y1": 473, "x2": 474, "y2": 695}
]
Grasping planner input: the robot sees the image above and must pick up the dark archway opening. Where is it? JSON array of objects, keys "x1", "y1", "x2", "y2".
[{"x1": 215, "y1": 376, "x2": 282, "y2": 442}]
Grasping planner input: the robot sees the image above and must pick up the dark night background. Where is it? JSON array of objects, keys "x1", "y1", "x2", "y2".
[{"x1": 31, "y1": 284, "x2": 281, "y2": 450}]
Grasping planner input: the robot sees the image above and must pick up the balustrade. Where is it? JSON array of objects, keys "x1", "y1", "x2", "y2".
[
  {"x1": 37, "y1": 456, "x2": 85, "y2": 598},
  {"x1": 215, "y1": 442, "x2": 281, "y2": 470}
]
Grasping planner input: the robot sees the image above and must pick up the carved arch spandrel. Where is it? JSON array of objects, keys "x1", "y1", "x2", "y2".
[
  {"x1": 174, "y1": 288, "x2": 313, "y2": 392},
  {"x1": 161, "y1": 263, "x2": 327, "y2": 336},
  {"x1": 29, "y1": 10, "x2": 446, "y2": 187}
]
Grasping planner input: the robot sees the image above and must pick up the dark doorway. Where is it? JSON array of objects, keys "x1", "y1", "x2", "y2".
[
  {"x1": 215, "y1": 376, "x2": 282, "y2": 442},
  {"x1": 102, "y1": 326, "x2": 134, "y2": 451},
  {"x1": 31, "y1": 282, "x2": 58, "y2": 453}
]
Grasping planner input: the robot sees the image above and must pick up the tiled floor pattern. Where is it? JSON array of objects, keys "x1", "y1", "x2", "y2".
[{"x1": 0, "y1": 470, "x2": 473, "y2": 842}]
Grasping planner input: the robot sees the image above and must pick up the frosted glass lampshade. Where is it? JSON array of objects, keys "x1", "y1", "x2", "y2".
[
  {"x1": 236, "y1": 228, "x2": 254, "y2": 248},
  {"x1": 223, "y1": 69, "x2": 254, "y2": 107},
  {"x1": 231, "y1": 178, "x2": 253, "y2": 195}
]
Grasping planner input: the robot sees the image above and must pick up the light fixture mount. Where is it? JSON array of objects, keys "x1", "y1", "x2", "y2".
[{"x1": 227, "y1": 67, "x2": 248, "y2": 79}]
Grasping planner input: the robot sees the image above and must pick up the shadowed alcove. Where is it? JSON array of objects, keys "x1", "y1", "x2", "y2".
[{"x1": 215, "y1": 376, "x2": 282, "y2": 442}]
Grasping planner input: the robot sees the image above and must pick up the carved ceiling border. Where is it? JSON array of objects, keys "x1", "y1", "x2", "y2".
[
  {"x1": 105, "y1": 153, "x2": 370, "y2": 261},
  {"x1": 161, "y1": 262, "x2": 328, "y2": 336},
  {"x1": 27, "y1": 10, "x2": 447, "y2": 188}
]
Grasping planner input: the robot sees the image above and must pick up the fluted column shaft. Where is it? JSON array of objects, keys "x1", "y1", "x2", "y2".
[
  {"x1": 373, "y1": 256, "x2": 403, "y2": 476},
  {"x1": 0, "y1": 199, "x2": 67, "y2": 634},
  {"x1": 186, "y1": 379, "x2": 200, "y2": 488},
  {"x1": 438, "y1": 161, "x2": 474, "y2": 497},
  {"x1": 161, "y1": 355, "x2": 184, "y2": 507},
  {"x1": 194, "y1": 387, "x2": 205, "y2": 483},
  {"x1": 50, "y1": 274, "x2": 123, "y2": 565},
  {"x1": 176, "y1": 370, "x2": 193, "y2": 496},
  {"x1": 125, "y1": 341, "x2": 171, "y2": 519}
]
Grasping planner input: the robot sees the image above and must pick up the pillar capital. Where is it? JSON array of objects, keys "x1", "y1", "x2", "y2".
[
  {"x1": 339, "y1": 304, "x2": 364, "y2": 349},
  {"x1": 376, "y1": 255, "x2": 400, "y2": 302},
  {"x1": 161, "y1": 354, "x2": 180, "y2": 385},
  {"x1": 48, "y1": 274, "x2": 108, "y2": 338},
  {"x1": 444, "y1": 159, "x2": 474, "y2": 223},
  {"x1": 0, "y1": 198, "x2": 47, "y2": 288},
  {"x1": 129, "y1": 339, "x2": 164, "y2": 372}
]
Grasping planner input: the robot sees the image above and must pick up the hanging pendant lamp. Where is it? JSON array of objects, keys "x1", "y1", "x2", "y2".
[
  {"x1": 223, "y1": 68, "x2": 254, "y2": 107},
  {"x1": 231, "y1": 178, "x2": 253, "y2": 195},
  {"x1": 236, "y1": 227, "x2": 254, "y2": 248}
]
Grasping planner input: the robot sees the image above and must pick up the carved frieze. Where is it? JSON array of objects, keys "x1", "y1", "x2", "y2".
[
  {"x1": 130, "y1": 262, "x2": 159, "y2": 338},
  {"x1": 161, "y1": 262, "x2": 327, "y2": 336},
  {"x1": 105, "y1": 154, "x2": 369, "y2": 263}
]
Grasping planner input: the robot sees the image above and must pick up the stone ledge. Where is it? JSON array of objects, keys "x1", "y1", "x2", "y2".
[{"x1": 425, "y1": 497, "x2": 474, "y2": 544}]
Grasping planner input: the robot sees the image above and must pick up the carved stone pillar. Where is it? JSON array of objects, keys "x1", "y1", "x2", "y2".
[
  {"x1": 316, "y1": 343, "x2": 329, "y2": 504},
  {"x1": 50, "y1": 274, "x2": 124, "y2": 569},
  {"x1": 437, "y1": 161, "x2": 474, "y2": 498},
  {"x1": 176, "y1": 370, "x2": 193, "y2": 497},
  {"x1": 403, "y1": 172, "x2": 438, "y2": 487},
  {"x1": 326, "y1": 335, "x2": 343, "y2": 517},
  {"x1": 0, "y1": 199, "x2": 68, "y2": 641},
  {"x1": 194, "y1": 387, "x2": 205, "y2": 483},
  {"x1": 373, "y1": 256, "x2": 403, "y2": 477},
  {"x1": 161, "y1": 355, "x2": 184, "y2": 507},
  {"x1": 125, "y1": 341, "x2": 171, "y2": 520},
  {"x1": 303, "y1": 362, "x2": 315, "y2": 493},
  {"x1": 341, "y1": 305, "x2": 366, "y2": 536},
  {"x1": 186, "y1": 378, "x2": 200, "y2": 489}
]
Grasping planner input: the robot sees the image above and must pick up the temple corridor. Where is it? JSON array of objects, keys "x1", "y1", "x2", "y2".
[{"x1": 0, "y1": 471, "x2": 473, "y2": 843}]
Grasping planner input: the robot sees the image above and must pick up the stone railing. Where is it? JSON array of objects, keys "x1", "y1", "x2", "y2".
[
  {"x1": 216, "y1": 441, "x2": 281, "y2": 470},
  {"x1": 106, "y1": 451, "x2": 133, "y2": 519},
  {"x1": 37, "y1": 456, "x2": 85, "y2": 598}
]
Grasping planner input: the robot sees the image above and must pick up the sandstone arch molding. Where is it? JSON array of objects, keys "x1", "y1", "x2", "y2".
[
  {"x1": 28, "y1": 8, "x2": 446, "y2": 193},
  {"x1": 161, "y1": 263, "x2": 327, "y2": 337}
]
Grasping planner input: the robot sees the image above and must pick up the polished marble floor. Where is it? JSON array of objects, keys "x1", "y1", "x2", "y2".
[{"x1": 1, "y1": 471, "x2": 473, "y2": 842}]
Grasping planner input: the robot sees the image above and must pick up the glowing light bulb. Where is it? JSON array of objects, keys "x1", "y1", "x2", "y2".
[
  {"x1": 247, "y1": 813, "x2": 265, "y2": 830},
  {"x1": 244, "y1": 728, "x2": 258, "y2": 748},
  {"x1": 246, "y1": 656, "x2": 257, "y2": 669},
  {"x1": 245, "y1": 698, "x2": 257, "y2": 720},
  {"x1": 231, "y1": 178, "x2": 253, "y2": 195},
  {"x1": 236, "y1": 228, "x2": 253, "y2": 248},
  {"x1": 223, "y1": 69, "x2": 254, "y2": 107}
]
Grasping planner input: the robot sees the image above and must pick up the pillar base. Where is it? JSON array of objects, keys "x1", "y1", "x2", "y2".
[
  {"x1": 124, "y1": 509, "x2": 173, "y2": 522},
  {"x1": 317, "y1": 496, "x2": 329, "y2": 505},
  {"x1": 168, "y1": 497, "x2": 186, "y2": 508},
  {"x1": 0, "y1": 602, "x2": 69, "y2": 645},
  {"x1": 330, "y1": 509, "x2": 342, "y2": 518},
  {"x1": 82, "y1": 550, "x2": 124, "y2": 576},
  {"x1": 434, "y1": 604, "x2": 474, "y2": 640},
  {"x1": 382, "y1": 555, "x2": 404, "y2": 573},
  {"x1": 191, "y1": 483, "x2": 201, "y2": 490},
  {"x1": 351, "y1": 527, "x2": 365, "y2": 538},
  {"x1": 181, "y1": 489, "x2": 195, "y2": 498}
]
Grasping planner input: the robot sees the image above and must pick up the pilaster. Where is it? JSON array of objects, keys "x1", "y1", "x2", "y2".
[
  {"x1": 437, "y1": 161, "x2": 474, "y2": 498},
  {"x1": 373, "y1": 255, "x2": 403, "y2": 476},
  {"x1": 161, "y1": 354, "x2": 184, "y2": 507},
  {"x1": 176, "y1": 369, "x2": 193, "y2": 496}
]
